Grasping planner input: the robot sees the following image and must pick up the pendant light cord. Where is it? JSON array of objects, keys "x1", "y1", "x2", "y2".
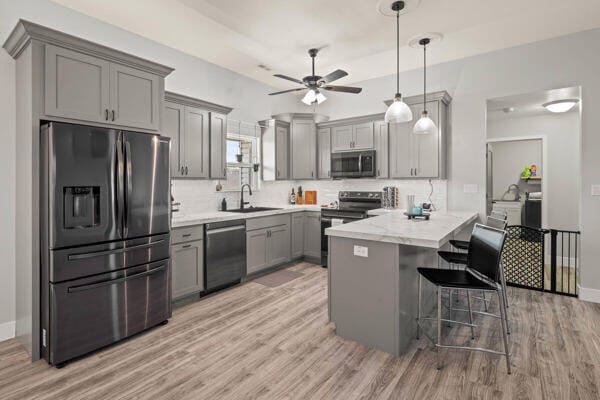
[
  {"x1": 423, "y1": 42, "x2": 427, "y2": 113},
  {"x1": 396, "y1": 11, "x2": 400, "y2": 96}
]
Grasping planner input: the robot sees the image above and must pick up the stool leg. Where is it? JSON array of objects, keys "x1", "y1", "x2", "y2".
[
  {"x1": 416, "y1": 274, "x2": 421, "y2": 340},
  {"x1": 448, "y1": 289, "x2": 453, "y2": 327},
  {"x1": 499, "y1": 264, "x2": 511, "y2": 335},
  {"x1": 481, "y1": 291, "x2": 489, "y2": 312},
  {"x1": 497, "y1": 289, "x2": 512, "y2": 374},
  {"x1": 437, "y1": 287, "x2": 443, "y2": 370},
  {"x1": 466, "y1": 290, "x2": 475, "y2": 340}
]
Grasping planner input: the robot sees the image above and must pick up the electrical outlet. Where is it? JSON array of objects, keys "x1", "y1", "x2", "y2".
[
  {"x1": 353, "y1": 245, "x2": 369, "y2": 258},
  {"x1": 592, "y1": 185, "x2": 600, "y2": 196}
]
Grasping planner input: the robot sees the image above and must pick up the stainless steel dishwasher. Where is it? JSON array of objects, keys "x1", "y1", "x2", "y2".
[{"x1": 205, "y1": 219, "x2": 246, "y2": 291}]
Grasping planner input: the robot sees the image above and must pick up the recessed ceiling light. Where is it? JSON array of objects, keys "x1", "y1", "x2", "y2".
[{"x1": 542, "y1": 99, "x2": 579, "y2": 113}]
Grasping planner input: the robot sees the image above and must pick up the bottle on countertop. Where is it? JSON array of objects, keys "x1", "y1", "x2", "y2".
[
  {"x1": 297, "y1": 186, "x2": 303, "y2": 205},
  {"x1": 221, "y1": 198, "x2": 227, "y2": 211},
  {"x1": 290, "y1": 188, "x2": 296, "y2": 205}
]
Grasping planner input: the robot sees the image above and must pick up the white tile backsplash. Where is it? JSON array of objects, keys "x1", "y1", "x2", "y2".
[{"x1": 172, "y1": 178, "x2": 447, "y2": 216}]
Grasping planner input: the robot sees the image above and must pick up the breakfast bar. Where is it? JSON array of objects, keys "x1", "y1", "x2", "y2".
[{"x1": 325, "y1": 210, "x2": 478, "y2": 356}]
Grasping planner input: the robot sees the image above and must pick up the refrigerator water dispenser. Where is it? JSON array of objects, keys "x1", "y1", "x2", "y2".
[{"x1": 63, "y1": 186, "x2": 100, "y2": 229}]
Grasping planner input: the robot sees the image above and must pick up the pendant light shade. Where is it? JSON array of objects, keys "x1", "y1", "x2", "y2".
[
  {"x1": 385, "y1": 1, "x2": 412, "y2": 124},
  {"x1": 413, "y1": 37, "x2": 437, "y2": 135}
]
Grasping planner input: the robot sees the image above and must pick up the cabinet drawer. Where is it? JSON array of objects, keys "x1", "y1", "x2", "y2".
[
  {"x1": 246, "y1": 214, "x2": 290, "y2": 231},
  {"x1": 172, "y1": 225, "x2": 204, "y2": 244}
]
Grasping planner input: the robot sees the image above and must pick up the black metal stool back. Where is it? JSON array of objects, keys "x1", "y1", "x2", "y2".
[{"x1": 467, "y1": 224, "x2": 507, "y2": 285}]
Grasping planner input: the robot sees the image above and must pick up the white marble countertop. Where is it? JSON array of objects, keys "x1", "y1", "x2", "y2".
[
  {"x1": 325, "y1": 209, "x2": 479, "y2": 248},
  {"x1": 172, "y1": 204, "x2": 324, "y2": 228}
]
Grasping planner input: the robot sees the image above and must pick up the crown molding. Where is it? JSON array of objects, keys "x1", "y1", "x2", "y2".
[{"x1": 165, "y1": 91, "x2": 233, "y2": 114}]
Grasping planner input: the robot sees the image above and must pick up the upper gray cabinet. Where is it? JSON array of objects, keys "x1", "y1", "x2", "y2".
[
  {"x1": 317, "y1": 128, "x2": 331, "y2": 179},
  {"x1": 261, "y1": 119, "x2": 290, "y2": 181},
  {"x1": 164, "y1": 92, "x2": 232, "y2": 179},
  {"x1": 388, "y1": 92, "x2": 449, "y2": 179},
  {"x1": 331, "y1": 122, "x2": 374, "y2": 152},
  {"x1": 291, "y1": 119, "x2": 317, "y2": 179},
  {"x1": 373, "y1": 121, "x2": 389, "y2": 179},
  {"x1": 44, "y1": 44, "x2": 165, "y2": 131}
]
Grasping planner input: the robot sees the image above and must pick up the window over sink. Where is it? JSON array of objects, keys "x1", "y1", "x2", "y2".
[{"x1": 221, "y1": 133, "x2": 259, "y2": 192}]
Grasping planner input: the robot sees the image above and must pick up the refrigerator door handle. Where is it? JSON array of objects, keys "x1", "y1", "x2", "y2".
[
  {"x1": 67, "y1": 264, "x2": 167, "y2": 293},
  {"x1": 67, "y1": 239, "x2": 166, "y2": 261},
  {"x1": 116, "y1": 138, "x2": 124, "y2": 237},
  {"x1": 124, "y1": 140, "x2": 133, "y2": 237}
]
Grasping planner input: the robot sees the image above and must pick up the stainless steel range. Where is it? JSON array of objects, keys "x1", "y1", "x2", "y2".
[{"x1": 321, "y1": 191, "x2": 382, "y2": 266}]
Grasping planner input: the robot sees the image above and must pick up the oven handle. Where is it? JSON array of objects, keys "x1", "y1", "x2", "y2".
[{"x1": 67, "y1": 264, "x2": 166, "y2": 293}]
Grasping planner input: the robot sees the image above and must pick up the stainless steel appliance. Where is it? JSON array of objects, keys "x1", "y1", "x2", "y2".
[
  {"x1": 205, "y1": 220, "x2": 246, "y2": 290},
  {"x1": 321, "y1": 191, "x2": 382, "y2": 266},
  {"x1": 40, "y1": 122, "x2": 171, "y2": 367},
  {"x1": 331, "y1": 150, "x2": 376, "y2": 178}
]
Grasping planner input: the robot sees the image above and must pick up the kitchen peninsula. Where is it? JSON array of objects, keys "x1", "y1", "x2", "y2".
[{"x1": 325, "y1": 210, "x2": 478, "y2": 356}]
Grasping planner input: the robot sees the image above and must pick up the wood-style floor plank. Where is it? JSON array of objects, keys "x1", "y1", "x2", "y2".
[{"x1": 0, "y1": 262, "x2": 599, "y2": 399}]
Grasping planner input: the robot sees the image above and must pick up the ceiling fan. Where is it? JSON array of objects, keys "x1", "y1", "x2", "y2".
[{"x1": 268, "y1": 48, "x2": 363, "y2": 105}]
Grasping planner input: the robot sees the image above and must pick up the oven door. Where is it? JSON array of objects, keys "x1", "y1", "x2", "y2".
[{"x1": 331, "y1": 151, "x2": 376, "y2": 178}]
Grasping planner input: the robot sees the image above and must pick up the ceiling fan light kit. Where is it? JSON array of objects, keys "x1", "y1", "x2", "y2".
[
  {"x1": 384, "y1": 1, "x2": 413, "y2": 124},
  {"x1": 413, "y1": 37, "x2": 437, "y2": 134}
]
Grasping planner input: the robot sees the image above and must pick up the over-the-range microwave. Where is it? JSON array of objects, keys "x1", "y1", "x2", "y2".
[{"x1": 331, "y1": 150, "x2": 376, "y2": 178}]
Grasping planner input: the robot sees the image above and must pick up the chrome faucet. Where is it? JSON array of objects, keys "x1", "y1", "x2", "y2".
[{"x1": 240, "y1": 184, "x2": 252, "y2": 209}]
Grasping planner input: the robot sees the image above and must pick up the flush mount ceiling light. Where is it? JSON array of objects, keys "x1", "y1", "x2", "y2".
[
  {"x1": 542, "y1": 99, "x2": 579, "y2": 113},
  {"x1": 384, "y1": 1, "x2": 413, "y2": 124},
  {"x1": 412, "y1": 37, "x2": 436, "y2": 135}
]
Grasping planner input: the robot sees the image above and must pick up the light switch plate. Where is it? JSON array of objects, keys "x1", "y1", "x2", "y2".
[
  {"x1": 592, "y1": 185, "x2": 600, "y2": 196},
  {"x1": 353, "y1": 245, "x2": 369, "y2": 258},
  {"x1": 463, "y1": 184, "x2": 479, "y2": 194}
]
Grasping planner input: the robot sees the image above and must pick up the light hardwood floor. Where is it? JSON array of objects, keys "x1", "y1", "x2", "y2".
[{"x1": 1, "y1": 262, "x2": 599, "y2": 399}]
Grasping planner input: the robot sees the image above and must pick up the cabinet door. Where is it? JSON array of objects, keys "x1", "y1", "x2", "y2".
[
  {"x1": 172, "y1": 240, "x2": 204, "y2": 299},
  {"x1": 413, "y1": 101, "x2": 440, "y2": 178},
  {"x1": 332, "y1": 125, "x2": 353, "y2": 152},
  {"x1": 275, "y1": 124, "x2": 289, "y2": 179},
  {"x1": 374, "y1": 121, "x2": 389, "y2": 179},
  {"x1": 45, "y1": 45, "x2": 110, "y2": 123},
  {"x1": 268, "y1": 225, "x2": 291, "y2": 266},
  {"x1": 184, "y1": 106, "x2": 210, "y2": 178},
  {"x1": 163, "y1": 101, "x2": 185, "y2": 178},
  {"x1": 317, "y1": 128, "x2": 331, "y2": 179},
  {"x1": 247, "y1": 229, "x2": 269, "y2": 274},
  {"x1": 389, "y1": 121, "x2": 414, "y2": 178},
  {"x1": 210, "y1": 112, "x2": 227, "y2": 179},
  {"x1": 109, "y1": 63, "x2": 160, "y2": 130},
  {"x1": 291, "y1": 119, "x2": 316, "y2": 179},
  {"x1": 304, "y1": 212, "x2": 321, "y2": 259},
  {"x1": 353, "y1": 122, "x2": 374, "y2": 149},
  {"x1": 291, "y1": 213, "x2": 305, "y2": 258}
]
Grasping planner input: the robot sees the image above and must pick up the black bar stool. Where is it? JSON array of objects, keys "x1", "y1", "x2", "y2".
[{"x1": 417, "y1": 223, "x2": 512, "y2": 374}]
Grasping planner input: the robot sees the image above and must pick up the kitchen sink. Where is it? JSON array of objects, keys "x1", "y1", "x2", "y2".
[{"x1": 225, "y1": 206, "x2": 283, "y2": 213}]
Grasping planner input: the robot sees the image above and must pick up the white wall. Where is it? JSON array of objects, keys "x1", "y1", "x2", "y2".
[
  {"x1": 313, "y1": 29, "x2": 600, "y2": 301},
  {"x1": 488, "y1": 112, "x2": 581, "y2": 231}
]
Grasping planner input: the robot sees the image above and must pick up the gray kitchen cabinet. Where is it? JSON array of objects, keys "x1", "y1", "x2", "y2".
[
  {"x1": 246, "y1": 229, "x2": 269, "y2": 274},
  {"x1": 171, "y1": 239, "x2": 204, "y2": 300},
  {"x1": 269, "y1": 225, "x2": 291, "y2": 266},
  {"x1": 291, "y1": 212, "x2": 305, "y2": 258},
  {"x1": 291, "y1": 119, "x2": 317, "y2": 179},
  {"x1": 45, "y1": 44, "x2": 162, "y2": 130},
  {"x1": 374, "y1": 121, "x2": 389, "y2": 179},
  {"x1": 210, "y1": 112, "x2": 227, "y2": 179},
  {"x1": 317, "y1": 128, "x2": 331, "y2": 179},
  {"x1": 163, "y1": 101, "x2": 184, "y2": 177},
  {"x1": 304, "y1": 212, "x2": 321, "y2": 259},
  {"x1": 387, "y1": 92, "x2": 449, "y2": 179},
  {"x1": 109, "y1": 63, "x2": 160, "y2": 130},
  {"x1": 184, "y1": 106, "x2": 210, "y2": 178},
  {"x1": 246, "y1": 216, "x2": 291, "y2": 274},
  {"x1": 261, "y1": 120, "x2": 289, "y2": 181},
  {"x1": 331, "y1": 122, "x2": 374, "y2": 152},
  {"x1": 44, "y1": 45, "x2": 110, "y2": 124}
]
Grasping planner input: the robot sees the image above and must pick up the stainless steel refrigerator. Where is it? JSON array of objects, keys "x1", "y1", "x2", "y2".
[{"x1": 40, "y1": 122, "x2": 171, "y2": 366}]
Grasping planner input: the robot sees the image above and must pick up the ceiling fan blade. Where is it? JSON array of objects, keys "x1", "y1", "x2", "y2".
[
  {"x1": 273, "y1": 74, "x2": 304, "y2": 85},
  {"x1": 268, "y1": 88, "x2": 306, "y2": 96},
  {"x1": 322, "y1": 85, "x2": 363, "y2": 94},
  {"x1": 319, "y1": 69, "x2": 348, "y2": 84}
]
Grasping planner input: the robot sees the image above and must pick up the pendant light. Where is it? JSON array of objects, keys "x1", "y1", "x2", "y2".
[
  {"x1": 384, "y1": 1, "x2": 412, "y2": 124},
  {"x1": 413, "y1": 37, "x2": 437, "y2": 135}
]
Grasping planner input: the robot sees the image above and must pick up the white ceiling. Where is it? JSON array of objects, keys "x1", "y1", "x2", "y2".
[
  {"x1": 487, "y1": 87, "x2": 581, "y2": 120},
  {"x1": 51, "y1": 0, "x2": 600, "y2": 89}
]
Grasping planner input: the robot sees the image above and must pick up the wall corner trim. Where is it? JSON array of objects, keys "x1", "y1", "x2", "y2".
[
  {"x1": 0, "y1": 321, "x2": 16, "y2": 342},
  {"x1": 578, "y1": 285, "x2": 600, "y2": 303}
]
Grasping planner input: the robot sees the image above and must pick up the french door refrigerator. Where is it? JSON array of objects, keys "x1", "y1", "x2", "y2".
[{"x1": 40, "y1": 122, "x2": 171, "y2": 366}]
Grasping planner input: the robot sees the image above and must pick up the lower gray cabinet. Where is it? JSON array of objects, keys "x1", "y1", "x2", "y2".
[
  {"x1": 291, "y1": 212, "x2": 305, "y2": 258},
  {"x1": 269, "y1": 225, "x2": 291, "y2": 265},
  {"x1": 246, "y1": 229, "x2": 269, "y2": 274},
  {"x1": 246, "y1": 217, "x2": 291, "y2": 275},
  {"x1": 304, "y1": 212, "x2": 321, "y2": 259},
  {"x1": 171, "y1": 239, "x2": 204, "y2": 300}
]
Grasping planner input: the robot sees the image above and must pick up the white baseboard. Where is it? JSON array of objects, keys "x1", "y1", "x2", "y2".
[
  {"x1": 578, "y1": 285, "x2": 600, "y2": 303},
  {"x1": 0, "y1": 321, "x2": 15, "y2": 342}
]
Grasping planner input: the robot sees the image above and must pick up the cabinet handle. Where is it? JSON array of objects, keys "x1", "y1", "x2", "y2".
[
  {"x1": 182, "y1": 244, "x2": 191, "y2": 249},
  {"x1": 111, "y1": 110, "x2": 115, "y2": 121},
  {"x1": 277, "y1": 170, "x2": 280, "y2": 177},
  {"x1": 414, "y1": 168, "x2": 418, "y2": 176},
  {"x1": 328, "y1": 170, "x2": 330, "y2": 177},
  {"x1": 410, "y1": 168, "x2": 413, "y2": 176},
  {"x1": 185, "y1": 166, "x2": 189, "y2": 175},
  {"x1": 378, "y1": 169, "x2": 380, "y2": 176},
  {"x1": 182, "y1": 233, "x2": 192, "y2": 238},
  {"x1": 224, "y1": 168, "x2": 227, "y2": 177}
]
